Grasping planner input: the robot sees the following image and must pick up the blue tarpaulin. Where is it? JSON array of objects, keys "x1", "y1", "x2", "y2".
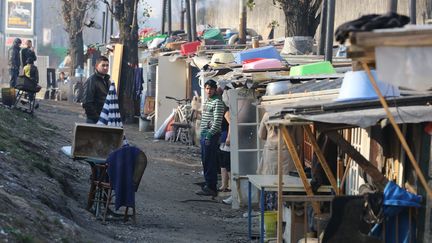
[{"x1": 370, "y1": 181, "x2": 422, "y2": 243}]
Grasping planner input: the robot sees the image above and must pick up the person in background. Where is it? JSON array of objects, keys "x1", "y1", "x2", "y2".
[
  {"x1": 8, "y1": 38, "x2": 21, "y2": 87},
  {"x1": 63, "y1": 50, "x2": 72, "y2": 68},
  {"x1": 196, "y1": 79, "x2": 224, "y2": 197},
  {"x1": 81, "y1": 56, "x2": 110, "y2": 124},
  {"x1": 55, "y1": 72, "x2": 68, "y2": 101},
  {"x1": 258, "y1": 112, "x2": 297, "y2": 210},
  {"x1": 218, "y1": 108, "x2": 231, "y2": 192},
  {"x1": 23, "y1": 57, "x2": 39, "y2": 84},
  {"x1": 57, "y1": 71, "x2": 67, "y2": 84},
  {"x1": 220, "y1": 88, "x2": 233, "y2": 204},
  {"x1": 23, "y1": 57, "x2": 39, "y2": 108},
  {"x1": 21, "y1": 40, "x2": 37, "y2": 67}
]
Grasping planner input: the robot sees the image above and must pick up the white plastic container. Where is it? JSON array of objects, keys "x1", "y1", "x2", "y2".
[{"x1": 336, "y1": 70, "x2": 400, "y2": 102}]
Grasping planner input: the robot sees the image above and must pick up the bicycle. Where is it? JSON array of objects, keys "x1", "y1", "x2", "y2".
[{"x1": 166, "y1": 96, "x2": 194, "y2": 145}]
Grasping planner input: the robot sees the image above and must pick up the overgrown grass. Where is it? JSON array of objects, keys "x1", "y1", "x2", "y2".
[
  {"x1": 0, "y1": 108, "x2": 59, "y2": 175},
  {"x1": 5, "y1": 227, "x2": 35, "y2": 243}
]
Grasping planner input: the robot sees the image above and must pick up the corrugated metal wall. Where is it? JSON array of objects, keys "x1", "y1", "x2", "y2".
[{"x1": 198, "y1": 0, "x2": 432, "y2": 39}]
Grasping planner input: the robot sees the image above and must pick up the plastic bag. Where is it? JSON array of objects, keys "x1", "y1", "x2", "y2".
[
  {"x1": 376, "y1": 46, "x2": 432, "y2": 91},
  {"x1": 154, "y1": 109, "x2": 175, "y2": 139}
]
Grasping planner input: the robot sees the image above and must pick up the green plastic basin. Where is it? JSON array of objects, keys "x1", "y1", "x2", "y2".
[
  {"x1": 203, "y1": 28, "x2": 224, "y2": 41},
  {"x1": 290, "y1": 61, "x2": 336, "y2": 76}
]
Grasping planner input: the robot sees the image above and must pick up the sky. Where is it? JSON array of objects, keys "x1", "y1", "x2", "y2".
[
  {"x1": 142, "y1": 0, "x2": 163, "y2": 30},
  {"x1": 142, "y1": 0, "x2": 184, "y2": 31}
]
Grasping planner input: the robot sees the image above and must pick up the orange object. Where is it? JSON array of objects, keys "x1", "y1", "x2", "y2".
[
  {"x1": 144, "y1": 96, "x2": 155, "y2": 115},
  {"x1": 166, "y1": 118, "x2": 175, "y2": 132}
]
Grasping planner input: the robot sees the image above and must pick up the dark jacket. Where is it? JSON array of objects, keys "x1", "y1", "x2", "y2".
[
  {"x1": 21, "y1": 48, "x2": 37, "y2": 65},
  {"x1": 82, "y1": 71, "x2": 110, "y2": 121},
  {"x1": 8, "y1": 40, "x2": 21, "y2": 70}
]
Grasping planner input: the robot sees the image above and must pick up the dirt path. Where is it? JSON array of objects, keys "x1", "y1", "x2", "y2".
[{"x1": 33, "y1": 100, "x2": 249, "y2": 242}]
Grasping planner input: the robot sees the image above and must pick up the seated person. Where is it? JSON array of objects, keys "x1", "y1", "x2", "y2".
[
  {"x1": 23, "y1": 57, "x2": 39, "y2": 85},
  {"x1": 56, "y1": 71, "x2": 68, "y2": 100},
  {"x1": 22, "y1": 57, "x2": 39, "y2": 106}
]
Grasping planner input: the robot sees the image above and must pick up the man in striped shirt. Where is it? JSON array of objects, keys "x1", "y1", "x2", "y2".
[{"x1": 196, "y1": 80, "x2": 224, "y2": 197}]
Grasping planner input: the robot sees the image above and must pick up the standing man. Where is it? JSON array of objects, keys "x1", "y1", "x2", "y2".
[
  {"x1": 8, "y1": 38, "x2": 21, "y2": 87},
  {"x1": 196, "y1": 80, "x2": 224, "y2": 197},
  {"x1": 82, "y1": 56, "x2": 110, "y2": 124},
  {"x1": 21, "y1": 40, "x2": 37, "y2": 66}
]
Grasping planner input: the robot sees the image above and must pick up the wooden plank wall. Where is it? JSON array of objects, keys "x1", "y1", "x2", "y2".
[{"x1": 197, "y1": 0, "x2": 432, "y2": 39}]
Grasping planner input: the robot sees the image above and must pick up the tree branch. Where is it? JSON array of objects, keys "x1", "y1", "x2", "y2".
[{"x1": 102, "y1": 0, "x2": 115, "y2": 14}]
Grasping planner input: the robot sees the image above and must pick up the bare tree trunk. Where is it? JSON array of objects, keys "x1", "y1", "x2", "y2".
[
  {"x1": 61, "y1": 0, "x2": 93, "y2": 75},
  {"x1": 69, "y1": 31, "x2": 84, "y2": 72},
  {"x1": 116, "y1": 0, "x2": 139, "y2": 123},
  {"x1": 282, "y1": 0, "x2": 321, "y2": 37}
]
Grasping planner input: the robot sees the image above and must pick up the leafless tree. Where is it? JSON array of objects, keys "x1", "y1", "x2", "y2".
[
  {"x1": 272, "y1": 0, "x2": 322, "y2": 37},
  {"x1": 60, "y1": 0, "x2": 97, "y2": 74},
  {"x1": 103, "y1": 0, "x2": 150, "y2": 123}
]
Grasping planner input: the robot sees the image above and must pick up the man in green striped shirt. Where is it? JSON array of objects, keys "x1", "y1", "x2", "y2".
[{"x1": 196, "y1": 80, "x2": 224, "y2": 197}]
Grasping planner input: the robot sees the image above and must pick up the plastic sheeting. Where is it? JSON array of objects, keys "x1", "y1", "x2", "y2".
[
  {"x1": 370, "y1": 182, "x2": 422, "y2": 243},
  {"x1": 278, "y1": 105, "x2": 432, "y2": 128},
  {"x1": 376, "y1": 46, "x2": 432, "y2": 91}
]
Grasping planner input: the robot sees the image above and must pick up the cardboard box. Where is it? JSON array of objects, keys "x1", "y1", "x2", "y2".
[{"x1": 71, "y1": 123, "x2": 124, "y2": 160}]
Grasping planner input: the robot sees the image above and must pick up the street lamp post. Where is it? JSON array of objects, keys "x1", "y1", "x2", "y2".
[
  {"x1": 409, "y1": 0, "x2": 416, "y2": 24},
  {"x1": 388, "y1": 0, "x2": 397, "y2": 12},
  {"x1": 239, "y1": 0, "x2": 247, "y2": 44}
]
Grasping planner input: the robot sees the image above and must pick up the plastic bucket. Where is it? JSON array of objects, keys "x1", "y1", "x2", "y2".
[
  {"x1": 139, "y1": 117, "x2": 151, "y2": 132},
  {"x1": 264, "y1": 211, "x2": 277, "y2": 238},
  {"x1": 289, "y1": 61, "x2": 336, "y2": 76},
  {"x1": 1, "y1": 88, "x2": 16, "y2": 106}
]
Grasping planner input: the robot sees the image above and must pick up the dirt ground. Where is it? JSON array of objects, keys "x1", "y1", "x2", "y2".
[{"x1": 0, "y1": 100, "x2": 251, "y2": 242}]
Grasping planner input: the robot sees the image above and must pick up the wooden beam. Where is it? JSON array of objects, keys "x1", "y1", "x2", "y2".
[
  {"x1": 280, "y1": 126, "x2": 321, "y2": 214},
  {"x1": 277, "y1": 127, "x2": 283, "y2": 243},
  {"x1": 111, "y1": 44, "x2": 123, "y2": 92},
  {"x1": 324, "y1": 130, "x2": 388, "y2": 191},
  {"x1": 303, "y1": 125, "x2": 338, "y2": 192},
  {"x1": 260, "y1": 94, "x2": 338, "y2": 106},
  {"x1": 261, "y1": 89, "x2": 340, "y2": 101},
  {"x1": 350, "y1": 29, "x2": 432, "y2": 47}
]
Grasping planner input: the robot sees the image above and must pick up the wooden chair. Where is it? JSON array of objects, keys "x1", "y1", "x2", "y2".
[{"x1": 93, "y1": 146, "x2": 148, "y2": 223}]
